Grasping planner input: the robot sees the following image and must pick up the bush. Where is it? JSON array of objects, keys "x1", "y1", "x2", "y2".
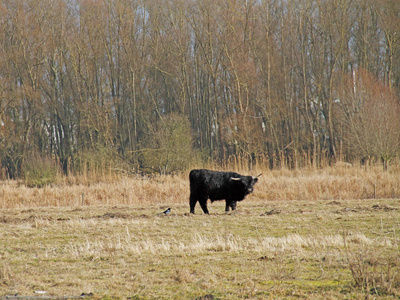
[
  {"x1": 344, "y1": 236, "x2": 400, "y2": 296},
  {"x1": 23, "y1": 154, "x2": 61, "y2": 187},
  {"x1": 140, "y1": 114, "x2": 199, "y2": 175}
]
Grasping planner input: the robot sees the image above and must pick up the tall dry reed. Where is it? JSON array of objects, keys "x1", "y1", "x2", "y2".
[{"x1": 0, "y1": 163, "x2": 399, "y2": 209}]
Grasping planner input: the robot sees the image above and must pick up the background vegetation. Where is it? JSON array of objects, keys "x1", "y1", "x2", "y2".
[{"x1": 1, "y1": 0, "x2": 400, "y2": 179}]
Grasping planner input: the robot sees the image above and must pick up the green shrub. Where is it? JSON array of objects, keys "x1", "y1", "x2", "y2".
[
  {"x1": 140, "y1": 114, "x2": 199, "y2": 175},
  {"x1": 23, "y1": 154, "x2": 61, "y2": 187}
]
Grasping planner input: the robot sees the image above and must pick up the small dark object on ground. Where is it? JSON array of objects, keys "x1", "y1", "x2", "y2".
[{"x1": 194, "y1": 294, "x2": 215, "y2": 300}]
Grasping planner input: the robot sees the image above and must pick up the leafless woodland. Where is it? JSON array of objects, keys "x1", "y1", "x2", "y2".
[{"x1": 1, "y1": 0, "x2": 400, "y2": 178}]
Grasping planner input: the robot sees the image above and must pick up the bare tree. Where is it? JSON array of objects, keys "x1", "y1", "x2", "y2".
[{"x1": 336, "y1": 70, "x2": 400, "y2": 170}]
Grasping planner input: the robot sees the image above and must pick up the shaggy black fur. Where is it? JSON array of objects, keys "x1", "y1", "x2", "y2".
[{"x1": 189, "y1": 169, "x2": 260, "y2": 214}]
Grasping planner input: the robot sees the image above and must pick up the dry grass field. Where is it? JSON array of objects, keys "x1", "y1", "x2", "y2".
[{"x1": 1, "y1": 165, "x2": 400, "y2": 299}]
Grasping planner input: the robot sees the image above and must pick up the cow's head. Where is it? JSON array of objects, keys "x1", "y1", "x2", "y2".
[{"x1": 231, "y1": 173, "x2": 262, "y2": 195}]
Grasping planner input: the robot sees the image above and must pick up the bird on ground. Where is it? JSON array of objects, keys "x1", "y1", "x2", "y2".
[{"x1": 163, "y1": 208, "x2": 171, "y2": 215}]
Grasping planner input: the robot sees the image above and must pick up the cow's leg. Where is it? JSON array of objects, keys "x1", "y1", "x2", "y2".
[
  {"x1": 199, "y1": 198, "x2": 209, "y2": 214},
  {"x1": 225, "y1": 200, "x2": 237, "y2": 212},
  {"x1": 225, "y1": 200, "x2": 231, "y2": 212},
  {"x1": 189, "y1": 194, "x2": 197, "y2": 214}
]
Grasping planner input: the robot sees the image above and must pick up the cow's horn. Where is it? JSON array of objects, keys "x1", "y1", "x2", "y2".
[
  {"x1": 253, "y1": 173, "x2": 262, "y2": 179},
  {"x1": 231, "y1": 177, "x2": 241, "y2": 181}
]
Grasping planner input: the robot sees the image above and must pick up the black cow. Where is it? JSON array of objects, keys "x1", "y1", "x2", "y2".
[{"x1": 189, "y1": 169, "x2": 261, "y2": 214}]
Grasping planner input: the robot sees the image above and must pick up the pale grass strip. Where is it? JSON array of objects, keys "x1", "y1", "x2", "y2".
[{"x1": 66, "y1": 233, "x2": 391, "y2": 258}]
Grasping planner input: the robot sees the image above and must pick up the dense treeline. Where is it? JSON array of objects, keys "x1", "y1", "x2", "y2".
[{"x1": 0, "y1": 0, "x2": 400, "y2": 178}]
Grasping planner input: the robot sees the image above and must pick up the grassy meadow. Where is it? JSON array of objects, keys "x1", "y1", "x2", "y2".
[{"x1": 1, "y1": 165, "x2": 400, "y2": 299}]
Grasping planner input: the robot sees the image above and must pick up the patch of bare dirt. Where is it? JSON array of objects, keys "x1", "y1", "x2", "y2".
[
  {"x1": 371, "y1": 204, "x2": 398, "y2": 211},
  {"x1": 98, "y1": 212, "x2": 133, "y2": 219},
  {"x1": 260, "y1": 208, "x2": 281, "y2": 216}
]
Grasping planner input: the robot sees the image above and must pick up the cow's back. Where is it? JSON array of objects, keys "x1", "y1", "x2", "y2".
[{"x1": 189, "y1": 169, "x2": 237, "y2": 198}]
